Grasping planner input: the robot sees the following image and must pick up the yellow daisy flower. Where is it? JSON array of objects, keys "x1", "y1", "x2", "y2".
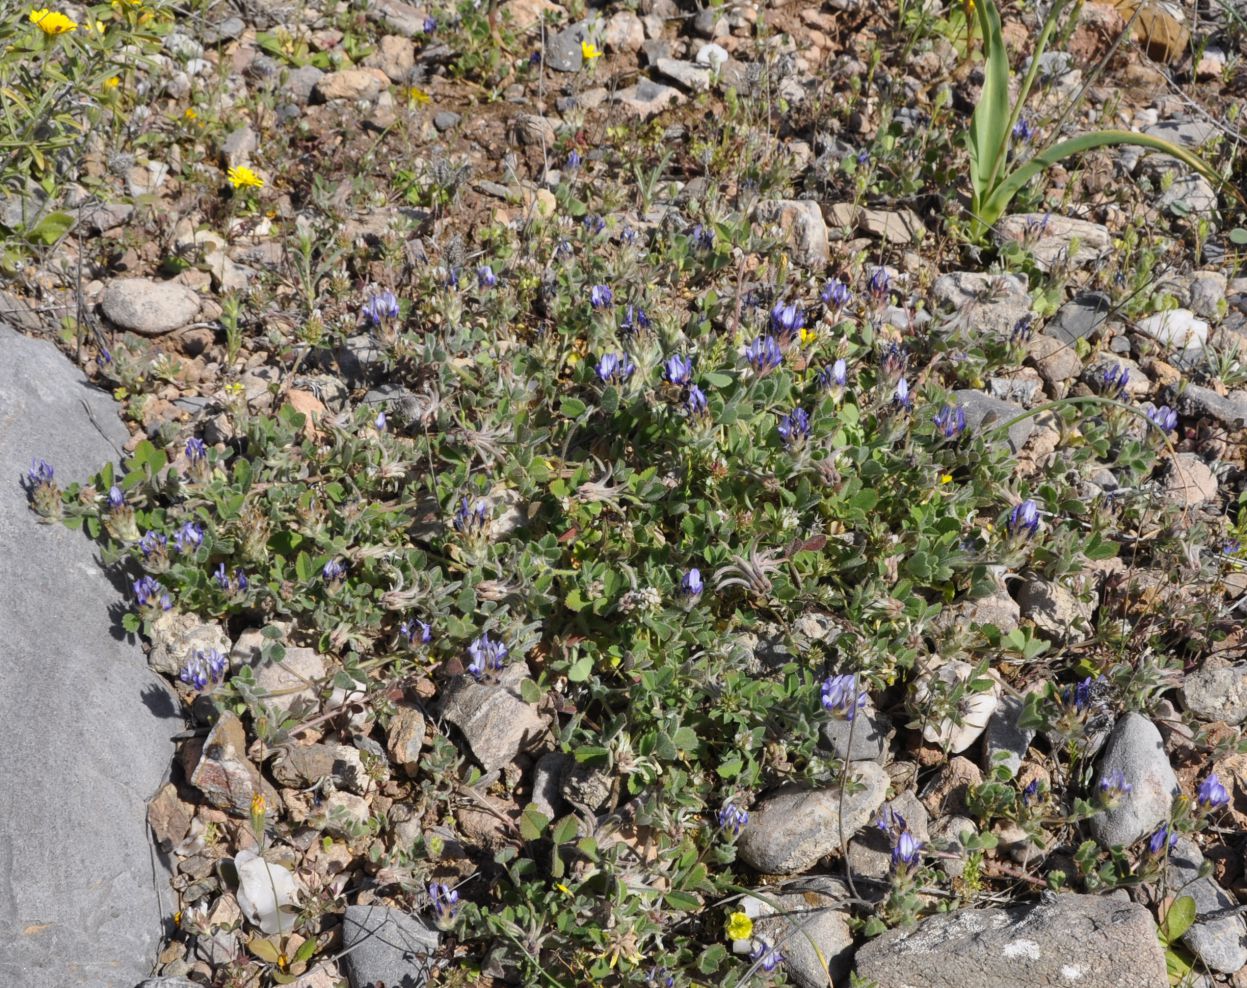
[
  {"x1": 29, "y1": 8, "x2": 77, "y2": 33},
  {"x1": 406, "y1": 86, "x2": 431, "y2": 105},
  {"x1": 227, "y1": 165, "x2": 264, "y2": 189},
  {"x1": 725, "y1": 911, "x2": 753, "y2": 941},
  {"x1": 103, "y1": 75, "x2": 120, "y2": 89},
  {"x1": 580, "y1": 39, "x2": 603, "y2": 61}
]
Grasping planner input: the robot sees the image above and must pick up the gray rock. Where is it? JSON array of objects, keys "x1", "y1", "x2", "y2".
[
  {"x1": 1090, "y1": 713, "x2": 1179, "y2": 847},
  {"x1": 953, "y1": 389, "x2": 1034, "y2": 452},
  {"x1": 284, "y1": 65, "x2": 324, "y2": 104},
  {"x1": 995, "y1": 213, "x2": 1112, "y2": 271},
  {"x1": 367, "y1": 0, "x2": 428, "y2": 37},
  {"x1": 439, "y1": 665, "x2": 547, "y2": 773},
  {"x1": 1027, "y1": 334, "x2": 1082, "y2": 385},
  {"x1": 146, "y1": 611, "x2": 231, "y2": 678},
  {"x1": 983, "y1": 694, "x2": 1034, "y2": 778},
  {"x1": 613, "y1": 79, "x2": 684, "y2": 118},
  {"x1": 100, "y1": 278, "x2": 201, "y2": 336},
  {"x1": 1046, "y1": 291, "x2": 1112, "y2": 347},
  {"x1": 736, "y1": 762, "x2": 888, "y2": 874},
  {"x1": 821, "y1": 702, "x2": 890, "y2": 762},
  {"x1": 693, "y1": 7, "x2": 729, "y2": 36},
  {"x1": 988, "y1": 370, "x2": 1043, "y2": 405},
  {"x1": 1171, "y1": 383, "x2": 1247, "y2": 429},
  {"x1": 603, "y1": 10, "x2": 644, "y2": 52},
  {"x1": 1158, "y1": 173, "x2": 1218, "y2": 217},
  {"x1": 1016, "y1": 577, "x2": 1095, "y2": 644},
  {"x1": 0, "y1": 324, "x2": 179, "y2": 988},
  {"x1": 254, "y1": 645, "x2": 326, "y2": 719},
  {"x1": 752, "y1": 877, "x2": 854, "y2": 987},
  {"x1": 756, "y1": 199, "x2": 828, "y2": 267},
  {"x1": 1167, "y1": 837, "x2": 1247, "y2": 973},
  {"x1": 640, "y1": 38, "x2": 671, "y2": 65},
  {"x1": 1162, "y1": 452, "x2": 1218, "y2": 508},
  {"x1": 1183, "y1": 664, "x2": 1247, "y2": 725},
  {"x1": 136, "y1": 980, "x2": 202, "y2": 988},
  {"x1": 221, "y1": 124, "x2": 257, "y2": 167},
  {"x1": 337, "y1": 333, "x2": 386, "y2": 385},
  {"x1": 203, "y1": 14, "x2": 245, "y2": 42},
  {"x1": 931, "y1": 271, "x2": 1030, "y2": 339},
  {"x1": 387, "y1": 702, "x2": 426, "y2": 775},
  {"x1": 957, "y1": 565, "x2": 1019, "y2": 633},
  {"x1": 1189, "y1": 270, "x2": 1227, "y2": 319},
  {"x1": 342, "y1": 904, "x2": 438, "y2": 988},
  {"x1": 1145, "y1": 118, "x2": 1220, "y2": 148},
  {"x1": 655, "y1": 58, "x2": 711, "y2": 91},
  {"x1": 855, "y1": 893, "x2": 1168, "y2": 988},
  {"x1": 531, "y1": 751, "x2": 571, "y2": 819},
  {"x1": 928, "y1": 814, "x2": 977, "y2": 878},
  {"x1": 433, "y1": 111, "x2": 461, "y2": 131},
  {"x1": 545, "y1": 21, "x2": 589, "y2": 72}
]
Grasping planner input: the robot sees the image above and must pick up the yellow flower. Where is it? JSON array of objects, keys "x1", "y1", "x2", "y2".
[
  {"x1": 227, "y1": 165, "x2": 264, "y2": 189},
  {"x1": 406, "y1": 86, "x2": 431, "y2": 105},
  {"x1": 251, "y1": 792, "x2": 266, "y2": 815},
  {"x1": 29, "y1": 8, "x2": 77, "y2": 33},
  {"x1": 725, "y1": 911, "x2": 753, "y2": 941},
  {"x1": 940, "y1": 473, "x2": 953, "y2": 484},
  {"x1": 183, "y1": 107, "x2": 198, "y2": 120},
  {"x1": 800, "y1": 326, "x2": 818, "y2": 346},
  {"x1": 103, "y1": 75, "x2": 120, "y2": 89},
  {"x1": 580, "y1": 39, "x2": 603, "y2": 61}
]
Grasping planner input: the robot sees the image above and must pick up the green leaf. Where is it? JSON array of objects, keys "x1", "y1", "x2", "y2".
[
  {"x1": 564, "y1": 588, "x2": 587, "y2": 613},
  {"x1": 567, "y1": 655, "x2": 593, "y2": 682},
  {"x1": 294, "y1": 551, "x2": 312, "y2": 583},
  {"x1": 697, "y1": 944, "x2": 727, "y2": 974},
  {"x1": 664, "y1": 890, "x2": 702, "y2": 911},
  {"x1": 25, "y1": 211, "x2": 75, "y2": 245},
  {"x1": 966, "y1": 0, "x2": 1011, "y2": 205},
  {"x1": 519, "y1": 804, "x2": 549, "y2": 841},
  {"x1": 551, "y1": 815, "x2": 579, "y2": 844},
  {"x1": 1230, "y1": 227, "x2": 1247, "y2": 245},
  {"x1": 122, "y1": 612, "x2": 141, "y2": 634},
  {"x1": 292, "y1": 936, "x2": 318, "y2": 963},
  {"x1": 1159, "y1": 895, "x2": 1197, "y2": 945},
  {"x1": 560, "y1": 397, "x2": 587, "y2": 418},
  {"x1": 247, "y1": 938, "x2": 282, "y2": 963}
]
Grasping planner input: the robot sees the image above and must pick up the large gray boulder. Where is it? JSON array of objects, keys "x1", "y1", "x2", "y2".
[
  {"x1": 854, "y1": 893, "x2": 1168, "y2": 987},
  {"x1": 0, "y1": 325, "x2": 180, "y2": 987}
]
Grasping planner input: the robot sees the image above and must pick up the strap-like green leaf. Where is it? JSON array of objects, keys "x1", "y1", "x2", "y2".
[
  {"x1": 979, "y1": 130, "x2": 1234, "y2": 229},
  {"x1": 966, "y1": 0, "x2": 1011, "y2": 203}
]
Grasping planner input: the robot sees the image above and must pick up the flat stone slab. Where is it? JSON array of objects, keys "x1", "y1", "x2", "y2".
[{"x1": 0, "y1": 324, "x2": 179, "y2": 987}]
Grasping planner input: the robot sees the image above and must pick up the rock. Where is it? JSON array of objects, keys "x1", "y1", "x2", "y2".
[
  {"x1": 364, "y1": 35, "x2": 415, "y2": 82},
  {"x1": 338, "y1": 334, "x2": 386, "y2": 385},
  {"x1": 221, "y1": 124, "x2": 257, "y2": 167},
  {"x1": 855, "y1": 893, "x2": 1168, "y2": 988},
  {"x1": 1017, "y1": 577, "x2": 1095, "y2": 644},
  {"x1": 387, "y1": 702, "x2": 425, "y2": 775},
  {"x1": 928, "y1": 814, "x2": 978, "y2": 878},
  {"x1": 1090, "y1": 712, "x2": 1179, "y2": 847},
  {"x1": 1162, "y1": 452, "x2": 1217, "y2": 508},
  {"x1": 695, "y1": 42, "x2": 729, "y2": 69},
  {"x1": 271, "y1": 743, "x2": 337, "y2": 788},
  {"x1": 957, "y1": 566, "x2": 1020, "y2": 633},
  {"x1": 284, "y1": 65, "x2": 324, "y2": 104},
  {"x1": 313, "y1": 68, "x2": 389, "y2": 101},
  {"x1": 439, "y1": 665, "x2": 546, "y2": 773},
  {"x1": 433, "y1": 110, "x2": 461, "y2": 131},
  {"x1": 822, "y1": 702, "x2": 890, "y2": 763},
  {"x1": 367, "y1": 0, "x2": 428, "y2": 37},
  {"x1": 503, "y1": 0, "x2": 560, "y2": 31},
  {"x1": 1145, "y1": 118, "x2": 1219, "y2": 148},
  {"x1": 81, "y1": 200, "x2": 134, "y2": 234},
  {"x1": 953, "y1": 389, "x2": 1034, "y2": 452},
  {"x1": 655, "y1": 58, "x2": 712, "y2": 91},
  {"x1": 1046, "y1": 291, "x2": 1112, "y2": 347},
  {"x1": 253, "y1": 645, "x2": 326, "y2": 719},
  {"x1": 751, "y1": 877, "x2": 855, "y2": 987},
  {"x1": 1027, "y1": 334, "x2": 1082, "y2": 385},
  {"x1": 983, "y1": 694, "x2": 1034, "y2": 777},
  {"x1": 1189, "y1": 271, "x2": 1227, "y2": 319},
  {"x1": 828, "y1": 203, "x2": 927, "y2": 244},
  {"x1": 1167, "y1": 837, "x2": 1247, "y2": 973},
  {"x1": 736, "y1": 762, "x2": 888, "y2": 874},
  {"x1": 913, "y1": 660, "x2": 1000, "y2": 753},
  {"x1": 995, "y1": 213, "x2": 1112, "y2": 270},
  {"x1": 191, "y1": 712, "x2": 272, "y2": 817},
  {"x1": 920, "y1": 756, "x2": 983, "y2": 817},
  {"x1": 146, "y1": 782, "x2": 195, "y2": 851},
  {"x1": 756, "y1": 199, "x2": 828, "y2": 267},
  {"x1": 0, "y1": 324, "x2": 180, "y2": 988},
  {"x1": 613, "y1": 79, "x2": 684, "y2": 117},
  {"x1": 603, "y1": 10, "x2": 644, "y2": 52},
  {"x1": 1158, "y1": 173, "x2": 1218, "y2": 216},
  {"x1": 532, "y1": 751, "x2": 571, "y2": 819},
  {"x1": 341, "y1": 904, "x2": 438, "y2": 988},
  {"x1": 544, "y1": 21, "x2": 589, "y2": 72},
  {"x1": 511, "y1": 113, "x2": 558, "y2": 147},
  {"x1": 1136, "y1": 308, "x2": 1208, "y2": 353},
  {"x1": 146, "y1": 611, "x2": 231, "y2": 677},
  {"x1": 1171, "y1": 383, "x2": 1247, "y2": 428},
  {"x1": 692, "y1": 7, "x2": 728, "y2": 37},
  {"x1": 1182, "y1": 663, "x2": 1247, "y2": 725},
  {"x1": 100, "y1": 278, "x2": 201, "y2": 336}
]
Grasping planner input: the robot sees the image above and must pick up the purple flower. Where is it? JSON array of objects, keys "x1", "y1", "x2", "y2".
[
  {"x1": 401, "y1": 619, "x2": 433, "y2": 645},
  {"x1": 213, "y1": 563, "x2": 230, "y2": 589},
  {"x1": 589, "y1": 284, "x2": 613, "y2": 309},
  {"x1": 1101, "y1": 364, "x2": 1130, "y2": 398},
  {"x1": 26, "y1": 458, "x2": 54, "y2": 487},
  {"x1": 467, "y1": 632, "x2": 508, "y2": 679},
  {"x1": 686, "y1": 384, "x2": 709, "y2": 416},
  {"x1": 681, "y1": 567, "x2": 703, "y2": 598},
  {"x1": 133, "y1": 575, "x2": 171, "y2": 611},
  {"x1": 595, "y1": 352, "x2": 635, "y2": 384},
  {"x1": 818, "y1": 358, "x2": 847, "y2": 391},
  {"x1": 173, "y1": 521, "x2": 204, "y2": 553},
  {"x1": 1021, "y1": 779, "x2": 1040, "y2": 806},
  {"x1": 1147, "y1": 824, "x2": 1178, "y2": 856},
  {"x1": 932, "y1": 403, "x2": 966, "y2": 439},
  {"x1": 429, "y1": 882, "x2": 461, "y2": 927},
  {"x1": 777, "y1": 407, "x2": 811, "y2": 444},
  {"x1": 423, "y1": 15, "x2": 437, "y2": 32},
  {"x1": 744, "y1": 335, "x2": 783, "y2": 373},
  {"x1": 180, "y1": 648, "x2": 228, "y2": 691},
  {"x1": 375, "y1": 411, "x2": 387, "y2": 431},
  {"x1": 892, "y1": 830, "x2": 923, "y2": 870},
  {"x1": 893, "y1": 376, "x2": 912, "y2": 410},
  {"x1": 140, "y1": 530, "x2": 168, "y2": 558},
  {"x1": 649, "y1": 967, "x2": 675, "y2": 988},
  {"x1": 691, "y1": 223, "x2": 715, "y2": 249},
  {"x1": 1099, "y1": 769, "x2": 1133, "y2": 806},
  {"x1": 880, "y1": 342, "x2": 908, "y2": 381},
  {"x1": 663, "y1": 354, "x2": 694, "y2": 387},
  {"x1": 362, "y1": 290, "x2": 400, "y2": 326},
  {"x1": 821, "y1": 673, "x2": 866, "y2": 720},
  {"x1": 234, "y1": 568, "x2": 249, "y2": 591},
  {"x1": 108, "y1": 485, "x2": 125, "y2": 508},
  {"x1": 1198, "y1": 773, "x2": 1230, "y2": 810},
  {"x1": 477, "y1": 265, "x2": 497, "y2": 288},
  {"x1": 1007, "y1": 498, "x2": 1041, "y2": 537},
  {"x1": 566, "y1": 150, "x2": 581, "y2": 172},
  {"x1": 583, "y1": 214, "x2": 606, "y2": 234},
  {"x1": 322, "y1": 558, "x2": 346, "y2": 583},
  {"x1": 1145, "y1": 403, "x2": 1178, "y2": 432},
  {"x1": 1011, "y1": 314, "x2": 1034, "y2": 345},
  {"x1": 770, "y1": 300, "x2": 804, "y2": 337},
  {"x1": 750, "y1": 940, "x2": 783, "y2": 973},
  {"x1": 718, "y1": 802, "x2": 748, "y2": 836},
  {"x1": 621, "y1": 225, "x2": 637, "y2": 245},
  {"x1": 867, "y1": 266, "x2": 891, "y2": 302},
  {"x1": 1012, "y1": 118, "x2": 1034, "y2": 142},
  {"x1": 185, "y1": 437, "x2": 207, "y2": 462},
  {"x1": 821, "y1": 277, "x2": 852, "y2": 309},
  {"x1": 621, "y1": 305, "x2": 650, "y2": 333},
  {"x1": 453, "y1": 496, "x2": 489, "y2": 535}
]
